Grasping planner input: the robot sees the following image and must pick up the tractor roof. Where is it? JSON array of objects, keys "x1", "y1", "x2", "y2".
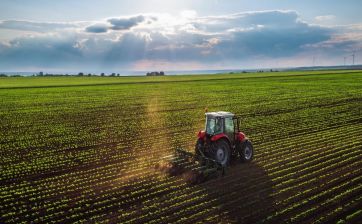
[{"x1": 205, "y1": 111, "x2": 234, "y2": 118}]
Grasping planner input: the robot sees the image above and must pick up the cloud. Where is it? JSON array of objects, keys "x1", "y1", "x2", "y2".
[
  {"x1": 213, "y1": 21, "x2": 331, "y2": 58},
  {"x1": 85, "y1": 24, "x2": 108, "y2": 33},
  {"x1": 108, "y1": 15, "x2": 145, "y2": 30},
  {"x1": 85, "y1": 15, "x2": 155, "y2": 33},
  {"x1": 192, "y1": 10, "x2": 300, "y2": 33},
  {"x1": 0, "y1": 10, "x2": 361, "y2": 71},
  {"x1": 0, "y1": 35, "x2": 82, "y2": 69},
  {"x1": 142, "y1": 11, "x2": 332, "y2": 60},
  {"x1": 302, "y1": 28, "x2": 362, "y2": 57},
  {"x1": 0, "y1": 20, "x2": 78, "y2": 32},
  {"x1": 315, "y1": 15, "x2": 336, "y2": 22}
]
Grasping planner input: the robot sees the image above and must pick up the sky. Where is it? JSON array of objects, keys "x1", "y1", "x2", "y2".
[{"x1": 0, "y1": 0, "x2": 362, "y2": 73}]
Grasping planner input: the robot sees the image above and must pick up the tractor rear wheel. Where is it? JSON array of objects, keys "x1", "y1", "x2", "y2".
[
  {"x1": 212, "y1": 139, "x2": 230, "y2": 167},
  {"x1": 239, "y1": 140, "x2": 254, "y2": 162}
]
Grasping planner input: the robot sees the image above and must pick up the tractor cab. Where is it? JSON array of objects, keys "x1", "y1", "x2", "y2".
[{"x1": 205, "y1": 111, "x2": 239, "y2": 144}]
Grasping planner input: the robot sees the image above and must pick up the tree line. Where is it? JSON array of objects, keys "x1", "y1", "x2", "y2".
[{"x1": 0, "y1": 71, "x2": 167, "y2": 77}]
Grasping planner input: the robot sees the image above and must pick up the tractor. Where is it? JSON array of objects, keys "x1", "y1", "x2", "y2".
[
  {"x1": 195, "y1": 111, "x2": 254, "y2": 167},
  {"x1": 160, "y1": 111, "x2": 254, "y2": 184}
]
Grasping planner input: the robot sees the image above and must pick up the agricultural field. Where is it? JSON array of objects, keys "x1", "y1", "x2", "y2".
[{"x1": 0, "y1": 70, "x2": 361, "y2": 223}]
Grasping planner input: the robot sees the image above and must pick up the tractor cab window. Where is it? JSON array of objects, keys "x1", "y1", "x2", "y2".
[
  {"x1": 206, "y1": 117, "x2": 223, "y2": 135},
  {"x1": 225, "y1": 117, "x2": 234, "y2": 134}
]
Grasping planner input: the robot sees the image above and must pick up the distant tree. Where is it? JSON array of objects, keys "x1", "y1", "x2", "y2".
[
  {"x1": 78, "y1": 72, "x2": 84, "y2": 76},
  {"x1": 0, "y1": 74, "x2": 7, "y2": 77},
  {"x1": 87, "y1": 73, "x2": 92, "y2": 76},
  {"x1": 38, "y1": 71, "x2": 44, "y2": 76},
  {"x1": 117, "y1": 73, "x2": 120, "y2": 77},
  {"x1": 110, "y1": 73, "x2": 116, "y2": 77},
  {"x1": 147, "y1": 71, "x2": 165, "y2": 76},
  {"x1": 101, "y1": 73, "x2": 105, "y2": 77}
]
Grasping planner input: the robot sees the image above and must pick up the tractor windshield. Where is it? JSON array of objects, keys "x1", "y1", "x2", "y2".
[{"x1": 206, "y1": 117, "x2": 223, "y2": 135}]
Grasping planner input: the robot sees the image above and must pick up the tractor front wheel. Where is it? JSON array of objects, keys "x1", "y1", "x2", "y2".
[
  {"x1": 212, "y1": 139, "x2": 231, "y2": 167},
  {"x1": 239, "y1": 140, "x2": 254, "y2": 162}
]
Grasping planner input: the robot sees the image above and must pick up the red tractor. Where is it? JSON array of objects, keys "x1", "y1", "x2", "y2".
[
  {"x1": 161, "y1": 111, "x2": 254, "y2": 183},
  {"x1": 195, "y1": 111, "x2": 254, "y2": 167}
]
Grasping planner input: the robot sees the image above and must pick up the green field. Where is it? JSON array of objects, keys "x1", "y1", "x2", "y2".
[{"x1": 1, "y1": 70, "x2": 361, "y2": 223}]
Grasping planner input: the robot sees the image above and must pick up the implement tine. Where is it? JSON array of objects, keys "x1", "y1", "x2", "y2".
[
  {"x1": 175, "y1": 147, "x2": 195, "y2": 158},
  {"x1": 158, "y1": 147, "x2": 227, "y2": 182}
]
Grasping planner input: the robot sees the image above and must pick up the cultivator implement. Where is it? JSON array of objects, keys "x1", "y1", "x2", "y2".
[{"x1": 158, "y1": 147, "x2": 225, "y2": 184}]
